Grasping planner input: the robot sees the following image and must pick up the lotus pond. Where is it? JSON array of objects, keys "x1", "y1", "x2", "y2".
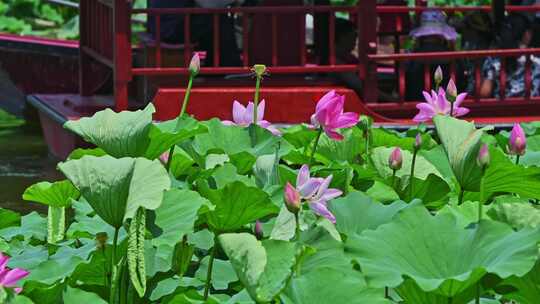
[{"x1": 2, "y1": 64, "x2": 540, "y2": 304}]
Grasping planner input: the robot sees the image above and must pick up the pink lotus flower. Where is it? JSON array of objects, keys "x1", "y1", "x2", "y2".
[
  {"x1": 477, "y1": 143, "x2": 490, "y2": 167},
  {"x1": 413, "y1": 88, "x2": 469, "y2": 122},
  {"x1": 310, "y1": 91, "x2": 360, "y2": 141},
  {"x1": 254, "y1": 220, "x2": 263, "y2": 239},
  {"x1": 289, "y1": 165, "x2": 342, "y2": 223},
  {"x1": 388, "y1": 147, "x2": 403, "y2": 171},
  {"x1": 222, "y1": 100, "x2": 281, "y2": 135},
  {"x1": 509, "y1": 123, "x2": 527, "y2": 156},
  {"x1": 284, "y1": 182, "x2": 301, "y2": 213},
  {"x1": 189, "y1": 53, "x2": 200, "y2": 76},
  {"x1": 434, "y1": 66, "x2": 443, "y2": 86},
  {"x1": 0, "y1": 253, "x2": 29, "y2": 293}
]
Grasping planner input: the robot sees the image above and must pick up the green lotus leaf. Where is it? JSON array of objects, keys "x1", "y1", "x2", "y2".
[
  {"x1": 152, "y1": 189, "x2": 209, "y2": 247},
  {"x1": 500, "y1": 261, "x2": 540, "y2": 303},
  {"x1": 0, "y1": 208, "x2": 21, "y2": 230},
  {"x1": 282, "y1": 267, "x2": 392, "y2": 304},
  {"x1": 188, "y1": 119, "x2": 290, "y2": 173},
  {"x1": 22, "y1": 180, "x2": 79, "y2": 208},
  {"x1": 329, "y1": 191, "x2": 408, "y2": 238},
  {"x1": 58, "y1": 155, "x2": 170, "y2": 228},
  {"x1": 66, "y1": 199, "x2": 123, "y2": 239},
  {"x1": 64, "y1": 104, "x2": 154, "y2": 158},
  {"x1": 347, "y1": 206, "x2": 540, "y2": 298},
  {"x1": 219, "y1": 233, "x2": 296, "y2": 302},
  {"x1": 371, "y1": 146, "x2": 442, "y2": 180},
  {"x1": 482, "y1": 147, "x2": 540, "y2": 200},
  {"x1": 0, "y1": 212, "x2": 46, "y2": 241},
  {"x1": 10, "y1": 241, "x2": 95, "y2": 285},
  {"x1": 63, "y1": 286, "x2": 107, "y2": 303},
  {"x1": 433, "y1": 115, "x2": 487, "y2": 191},
  {"x1": 201, "y1": 181, "x2": 279, "y2": 232},
  {"x1": 316, "y1": 128, "x2": 363, "y2": 164},
  {"x1": 195, "y1": 257, "x2": 238, "y2": 291},
  {"x1": 64, "y1": 104, "x2": 206, "y2": 159},
  {"x1": 488, "y1": 202, "x2": 540, "y2": 230}
]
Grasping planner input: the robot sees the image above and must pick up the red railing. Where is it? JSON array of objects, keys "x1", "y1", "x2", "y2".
[
  {"x1": 368, "y1": 48, "x2": 540, "y2": 104},
  {"x1": 81, "y1": 1, "x2": 540, "y2": 116},
  {"x1": 80, "y1": 0, "x2": 131, "y2": 111}
]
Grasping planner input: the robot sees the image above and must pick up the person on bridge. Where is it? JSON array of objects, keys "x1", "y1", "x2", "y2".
[
  {"x1": 480, "y1": 13, "x2": 540, "y2": 98},
  {"x1": 404, "y1": 10, "x2": 466, "y2": 101}
]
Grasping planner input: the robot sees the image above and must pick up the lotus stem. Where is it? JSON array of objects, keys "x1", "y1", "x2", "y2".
[
  {"x1": 475, "y1": 283, "x2": 480, "y2": 304},
  {"x1": 179, "y1": 75, "x2": 194, "y2": 121},
  {"x1": 409, "y1": 150, "x2": 418, "y2": 199},
  {"x1": 166, "y1": 74, "x2": 195, "y2": 172},
  {"x1": 516, "y1": 155, "x2": 520, "y2": 165},
  {"x1": 110, "y1": 227, "x2": 120, "y2": 304},
  {"x1": 478, "y1": 168, "x2": 486, "y2": 223},
  {"x1": 309, "y1": 127, "x2": 323, "y2": 166},
  {"x1": 253, "y1": 74, "x2": 262, "y2": 126},
  {"x1": 450, "y1": 102, "x2": 454, "y2": 118},
  {"x1": 294, "y1": 212, "x2": 301, "y2": 242},
  {"x1": 391, "y1": 169, "x2": 396, "y2": 189},
  {"x1": 384, "y1": 287, "x2": 389, "y2": 299},
  {"x1": 448, "y1": 297, "x2": 453, "y2": 304},
  {"x1": 364, "y1": 129, "x2": 370, "y2": 156},
  {"x1": 458, "y1": 188, "x2": 465, "y2": 205},
  {"x1": 203, "y1": 236, "x2": 218, "y2": 300}
]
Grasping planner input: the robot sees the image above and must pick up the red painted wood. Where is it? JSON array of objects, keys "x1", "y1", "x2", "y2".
[{"x1": 152, "y1": 86, "x2": 391, "y2": 123}]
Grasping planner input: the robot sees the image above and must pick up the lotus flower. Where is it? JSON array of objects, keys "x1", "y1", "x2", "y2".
[
  {"x1": 189, "y1": 53, "x2": 200, "y2": 76},
  {"x1": 509, "y1": 123, "x2": 526, "y2": 156},
  {"x1": 434, "y1": 66, "x2": 443, "y2": 86},
  {"x1": 310, "y1": 90, "x2": 360, "y2": 141},
  {"x1": 0, "y1": 253, "x2": 29, "y2": 293},
  {"x1": 477, "y1": 144, "x2": 490, "y2": 167},
  {"x1": 284, "y1": 182, "x2": 301, "y2": 213},
  {"x1": 446, "y1": 79, "x2": 458, "y2": 101},
  {"x1": 254, "y1": 220, "x2": 263, "y2": 239},
  {"x1": 222, "y1": 100, "x2": 281, "y2": 135},
  {"x1": 289, "y1": 165, "x2": 342, "y2": 223},
  {"x1": 413, "y1": 88, "x2": 469, "y2": 122},
  {"x1": 388, "y1": 147, "x2": 403, "y2": 171}
]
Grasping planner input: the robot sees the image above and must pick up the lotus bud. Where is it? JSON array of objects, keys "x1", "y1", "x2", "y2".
[
  {"x1": 434, "y1": 66, "x2": 443, "y2": 86},
  {"x1": 254, "y1": 220, "x2": 263, "y2": 239},
  {"x1": 446, "y1": 79, "x2": 457, "y2": 102},
  {"x1": 284, "y1": 182, "x2": 301, "y2": 214},
  {"x1": 509, "y1": 123, "x2": 527, "y2": 156},
  {"x1": 189, "y1": 53, "x2": 200, "y2": 76},
  {"x1": 252, "y1": 64, "x2": 267, "y2": 78},
  {"x1": 414, "y1": 134, "x2": 422, "y2": 151},
  {"x1": 477, "y1": 144, "x2": 490, "y2": 168},
  {"x1": 388, "y1": 147, "x2": 403, "y2": 171}
]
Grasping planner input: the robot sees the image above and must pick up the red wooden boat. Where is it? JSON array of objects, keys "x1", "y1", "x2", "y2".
[{"x1": 18, "y1": 0, "x2": 540, "y2": 159}]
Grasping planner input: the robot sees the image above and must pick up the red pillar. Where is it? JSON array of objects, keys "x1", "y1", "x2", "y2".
[
  {"x1": 358, "y1": 0, "x2": 378, "y2": 102},
  {"x1": 113, "y1": 0, "x2": 132, "y2": 111}
]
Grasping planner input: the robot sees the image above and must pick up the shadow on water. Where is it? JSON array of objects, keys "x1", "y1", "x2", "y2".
[{"x1": 0, "y1": 127, "x2": 60, "y2": 214}]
